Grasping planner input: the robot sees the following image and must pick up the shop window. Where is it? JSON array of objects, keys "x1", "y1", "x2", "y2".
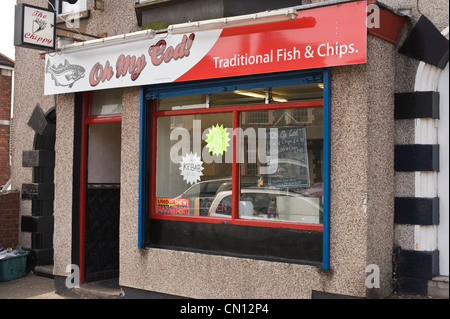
[
  {"x1": 246, "y1": 111, "x2": 269, "y2": 124},
  {"x1": 90, "y1": 89, "x2": 122, "y2": 116},
  {"x1": 150, "y1": 88, "x2": 323, "y2": 226},
  {"x1": 271, "y1": 83, "x2": 324, "y2": 102},
  {"x1": 155, "y1": 113, "x2": 233, "y2": 216},
  {"x1": 211, "y1": 89, "x2": 267, "y2": 107},
  {"x1": 238, "y1": 107, "x2": 323, "y2": 224},
  {"x1": 157, "y1": 94, "x2": 209, "y2": 111},
  {"x1": 293, "y1": 108, "x2": 308, "y2": 122},
  {"x1": 142, "y1": 70, "x2": 329, "y2": 265}
]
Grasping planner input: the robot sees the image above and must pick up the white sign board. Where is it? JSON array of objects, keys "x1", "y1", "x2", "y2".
[
  {"x1": 14, "y1": 4, "x2": 56, "y2": 50},
  {"x1": 44, "y1": 31, "x2": 221, "y2": 95}
]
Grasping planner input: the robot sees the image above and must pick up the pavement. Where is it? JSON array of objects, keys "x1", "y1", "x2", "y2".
[
  {"x1": 0, "y1": 270, "x2": 444, "y2": 300},
  {"x1": 0, "y1": 272, "x2": 65, "y2": 299},
  {"x1": 0, "y1": 271, "x2": 123, "y2": 299}
]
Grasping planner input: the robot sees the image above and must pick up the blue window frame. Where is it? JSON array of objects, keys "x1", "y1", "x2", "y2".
[{"x1": 138, "y1": 68, "x2": 331, "y2": 268}]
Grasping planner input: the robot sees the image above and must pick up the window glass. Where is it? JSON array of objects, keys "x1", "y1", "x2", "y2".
[
  {"x1": 209, "y1": 195, "x2": 233, "y2": 217},
  {"x1": 145, "y1": 73, "x2": 328, "y2": 265},
  {"x1": 238, "y1": 107, "x2": 324, "y2": 224},
  {"x1": 210, "y1": 88, "x2": 266, "y2": 107},
  {"x1": 91, "y1": 89, "x2": 122, "y2": 115},
  {"x1": 151, "y1": 82, "x2": 324, "y2": 226},
  {"x1": 271, "y1": 83, "x2": 323, "y2": 102},
  {"x1": 155, "y1": 113, "x2": 233, "y2": 216},
  {"x1": 157, "y1": 94, "x2": 209, "y2": 111},
  {"x1": 87, "y1": 122, "x2": 121, "y2": 184}
]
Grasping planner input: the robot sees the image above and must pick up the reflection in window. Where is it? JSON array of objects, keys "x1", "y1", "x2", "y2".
[
  {"x1": 239, "y1": 107, "x2": 324, "y2": 224},
  {"x1": 211, "y1": 89, "x2": 266, "y2": 107},
  {"x1": 246, "y1": 111, "x2": 269, "y2": 124},
  {"x1": 271, "y1": 83, "x2": 323, "y2": 102},
  {"x1": 152, "y1": 82, "x2": 324, "y2": 225},
  {"x1": 158, "y1": 94, "x2": 209, "y2": 111},
  {"x1": 155, "y1": 113, "x2": 233, "y2": 216}
]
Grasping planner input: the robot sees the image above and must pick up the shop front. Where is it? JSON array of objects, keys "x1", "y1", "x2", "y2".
[
  {"x1": 142, "y1": 69, "x2": 328, "y2": 267},
  {"x1": 38, "y1": 0, "x2": 415, "y2": 298}
]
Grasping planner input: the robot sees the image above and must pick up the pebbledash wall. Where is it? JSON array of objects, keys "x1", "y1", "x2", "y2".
[{"x1": 10, "y1": 0, "x2": 448, "y2": 299}]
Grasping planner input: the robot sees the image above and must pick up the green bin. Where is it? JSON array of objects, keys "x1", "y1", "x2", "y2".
[{"x1": 0, "y1": 254, "x2": 27, "y2": 282}]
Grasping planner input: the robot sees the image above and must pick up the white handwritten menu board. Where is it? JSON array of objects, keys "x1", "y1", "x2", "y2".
[{"x1": 266, "y1": 126, "x2": 310, "y2": 188}]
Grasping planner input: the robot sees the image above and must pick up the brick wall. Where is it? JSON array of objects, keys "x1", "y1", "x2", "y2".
[
  {"x1": 0, "y1": 125, "x2": 10, "y2": 186},
  {"x1": 0, "y1": 74, "x2": 12, "y2": 117},
  {"x1": 0, "y1": 73, "x2": 12, "y2": 186},
  {"x1": 0, "y1": 191, "x2": 20, "y2": 249}
]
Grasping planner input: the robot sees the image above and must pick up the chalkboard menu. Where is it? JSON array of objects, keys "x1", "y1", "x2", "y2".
[{"x1": 265, "y1": 126, "x2": 310, "y2": 188}]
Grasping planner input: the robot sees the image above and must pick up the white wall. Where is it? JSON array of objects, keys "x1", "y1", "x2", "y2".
[
  {"x1": 414, "y1": 26, "x2": 449, "y2": 277},
  {"x1": 437, "y1": 62, "x2": 449, "y2": 276}
]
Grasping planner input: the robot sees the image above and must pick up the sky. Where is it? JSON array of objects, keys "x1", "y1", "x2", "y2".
[{"x1": 0, "y1": 0, "x2": 17, "y2": 60}]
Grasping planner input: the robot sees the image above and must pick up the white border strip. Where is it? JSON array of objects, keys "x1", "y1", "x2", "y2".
[{"x1": 413, "y1": 27, "x2": 449, "y2": 252}]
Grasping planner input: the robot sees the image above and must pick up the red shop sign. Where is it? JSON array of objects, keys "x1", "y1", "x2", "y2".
[{"x1": 176, "y1": 1, "x2": 367, "y2": 82}]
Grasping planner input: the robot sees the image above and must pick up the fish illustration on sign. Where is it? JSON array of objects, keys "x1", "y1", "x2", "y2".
[{"x1": 46, "y1": 59, "x2": 85, "y2": 88}]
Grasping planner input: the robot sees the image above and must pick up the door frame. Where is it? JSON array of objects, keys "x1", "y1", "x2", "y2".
[{"x1": 79, "y1": 91, "x2": 122, "y2": 284}]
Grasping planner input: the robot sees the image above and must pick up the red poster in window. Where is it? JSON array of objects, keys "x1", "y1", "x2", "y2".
[
  {"x1": 176, "y1": 1, "x2": 367, "y2": 82},
  {"x1": 156, "y1": 198, "x2": 190, "y2": 216}
]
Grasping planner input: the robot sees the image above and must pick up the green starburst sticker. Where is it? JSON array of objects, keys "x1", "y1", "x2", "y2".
[{"x1": 205, "y1": 124, "x2": 231, "y2": 156}]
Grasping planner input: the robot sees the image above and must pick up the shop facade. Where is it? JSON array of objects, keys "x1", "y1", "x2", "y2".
[{"x1": 10, "y1": 0, "x2": 448, "y2": 299}]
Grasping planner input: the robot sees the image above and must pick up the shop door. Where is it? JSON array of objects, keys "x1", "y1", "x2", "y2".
[
  {"x1": 80, "y1": 89, "x2": 122, "y2": 283},
  {"x1": 84, "y1": 122, "x2": 121, "y2": 282}
]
